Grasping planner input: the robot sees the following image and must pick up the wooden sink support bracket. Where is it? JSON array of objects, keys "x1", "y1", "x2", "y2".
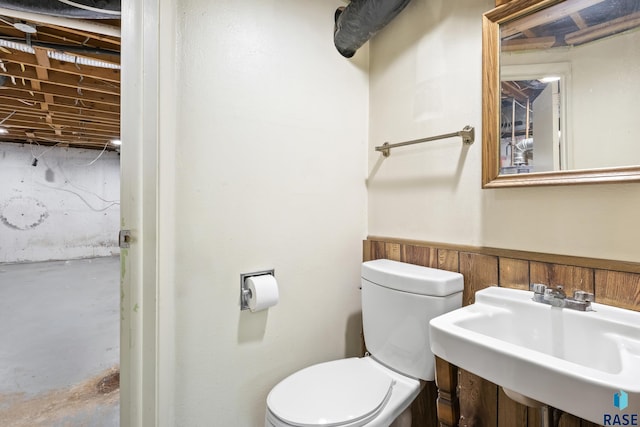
[{"x1": 435, "y1": 356, "x2": 460, "y2": 427}]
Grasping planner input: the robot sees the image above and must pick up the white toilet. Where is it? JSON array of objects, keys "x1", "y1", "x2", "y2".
[{"x1": 265, "y1": 259, "x2": 464, "y2": 427}]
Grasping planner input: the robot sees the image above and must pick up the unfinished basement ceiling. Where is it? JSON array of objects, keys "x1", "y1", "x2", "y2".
[
  {"x1": 0, "y1": 12, "x2": 120, "y2": 150},
  {"x1": 500, "y1": 0, "x2": 640, "y2": 103}
]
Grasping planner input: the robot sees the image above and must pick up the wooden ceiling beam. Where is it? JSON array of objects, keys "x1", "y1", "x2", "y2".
[
  {"x1": 0, "y1": 127, "x2": 114, "y2": 145},
  {"x1": 0, "y1": 131, "x2": 118, "y2": 148},
  {"x1": 0, "y1": 82, "x2": 120, "y2": 107},
  {"x1": 33, "y1": 47, "x2": 51, "y2": 86},
  {"x1": 502, "y1": 36, "x2": 557, "y2": 52},
  {"x1": 0, "y1": 105, "x2": 120, "y2": 127},
  {"x1": 36, "y1": 23, "x2": 121, "y2": 47},
  {"x1": 0, "y1": 63, "x2": 120, "y2": 96},
  {"x1": 501, "y1": 81, "x2": 530, "y2": 103},
  {"x1": 565, "y1": 10, "x2": 640, "y2": 45},
  {"x1": 0, "y1": 91, "x2": 120, "y2": 114},
  {"x1": 34, "y1": 48, "x2": 51, "y2": 70},
  {"x1": 0, "y1": 50, "x2": 120, "y2": 83},
  {"x1": 42, "y1": 82, "x2": 119, "y2": 106},
  {"x1": 501, "y1": 0, "x2": 608, "y2": 38},
  {"x1": 0, "y1": 113, "x2": 120, "y2": 133},
  {"x1": 570, "y1": 12, "x2": 588, "y2": 30},
  {"x1": 0, "y1": 115, "x2": 119, "y2": 132},
  {"x1": 0, "y1": 20, "x2": 120, "y2": 150},
  {"x1": 0, "y1": 96, "x2": 120, "y2": 123},
  {"x1": 1, "y1": 124, "x2": 118, "y2": 140},
  {"x1": 0, "y1": 139, "x2": 117, "y2": 151}
]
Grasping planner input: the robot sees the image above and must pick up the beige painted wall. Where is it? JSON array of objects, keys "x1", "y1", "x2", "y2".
[
  {"x1": 368, "y1": 0, "x2": 640, "y2": 263},
  {"x1": 570, "y1": 30, "x2": 640, "y2": 169},
  {"x1": 170, "y1": 0, "x2": 369, "y2": 425}
]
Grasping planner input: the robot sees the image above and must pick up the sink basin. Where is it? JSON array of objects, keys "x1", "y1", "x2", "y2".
[{"x1": 429, "y1": 286, "x2": 640, "y2": 424}]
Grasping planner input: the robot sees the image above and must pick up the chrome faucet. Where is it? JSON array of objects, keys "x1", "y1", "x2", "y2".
[{"x1": 530, "y1": 283, "x2": 594, "y2": 311}]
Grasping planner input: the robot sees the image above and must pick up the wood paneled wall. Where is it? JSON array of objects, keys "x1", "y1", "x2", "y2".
[{"x1": 363, "y1": 237, "x2": 640, "y2": 427}]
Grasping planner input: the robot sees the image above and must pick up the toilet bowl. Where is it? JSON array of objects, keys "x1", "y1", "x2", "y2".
[
  {"x1": 264, "y1": 259, "x2": 464, "y2": 427},
  {"x1": 265, "y1": 357, "x2": 420, "y2": 427}
]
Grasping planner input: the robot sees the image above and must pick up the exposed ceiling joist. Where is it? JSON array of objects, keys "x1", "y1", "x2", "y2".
[{"x1": 0, "y1": 13, "x2": 120, "y2": 150}]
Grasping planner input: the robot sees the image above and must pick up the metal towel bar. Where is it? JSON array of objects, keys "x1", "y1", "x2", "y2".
[{"x1": 375, "y1": 125, "x2": 475, "y2": 157}]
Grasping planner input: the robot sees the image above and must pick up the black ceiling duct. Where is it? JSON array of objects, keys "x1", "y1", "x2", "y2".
[
  {"x1": 334, "y1": 0, "x2": 412, "y2": 58},
  {"x1": 0, "y1": 0, "x2": 120, "y2": 19}
]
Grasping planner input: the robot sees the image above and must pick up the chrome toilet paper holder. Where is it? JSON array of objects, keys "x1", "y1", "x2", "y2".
[{"x1": 240, "y1": 269, "x2": 275, "y2": 311}]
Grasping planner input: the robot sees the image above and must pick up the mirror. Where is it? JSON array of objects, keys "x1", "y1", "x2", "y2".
[{"x1": 482, "y1": 0, "x2": 640, "y2": 187}]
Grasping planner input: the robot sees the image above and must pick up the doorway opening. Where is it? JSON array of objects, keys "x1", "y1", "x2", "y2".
[{"x1": 0, "y1": 6, "x2": 121, "y2": 426}]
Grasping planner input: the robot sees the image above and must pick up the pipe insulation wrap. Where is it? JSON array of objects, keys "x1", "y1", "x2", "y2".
[
  {"x1": 334, "y1": 0, "x2": 412, "y2": 58},
  {"x1": 0, "y1": 0, "x2": 120, "y2": 19}
]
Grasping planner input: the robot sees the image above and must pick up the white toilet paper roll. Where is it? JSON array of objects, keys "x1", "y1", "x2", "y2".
[{"x1": 246, "y1": 274, "x2": 279, "y2": 312}]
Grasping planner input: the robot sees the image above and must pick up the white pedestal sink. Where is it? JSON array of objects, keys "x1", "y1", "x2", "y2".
[{"x1": 429, "y1": 286, "x2": 640, "y2": 425}]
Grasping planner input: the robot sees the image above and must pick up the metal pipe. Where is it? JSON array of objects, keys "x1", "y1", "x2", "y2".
[
  {"x1": 525, "y1": 97, "x2": 531, "y2": 139},
  {"x1": 375, "y1": 125, "x2": 475, "y2": 157},
  {"x1": 0, "y1": 37, "x2": 119, "y2": 56},
  {"x1": 55, "y1": 0, "x2": 121, "y2": 17},
  {"x1": 511, "y1": 98, "x2": 516, "y2": 166},
  {"x1": 334, "y1": 0, "x2": 412, "y2": 58},
  {"x1": 513, "y1": 138, "x2": 533, "y2": 165},
  {"x1": 540, "y1": 405, "x2": 563, "y2": 427},
  {"x1": 0, "y1": 7, "x2": 121, "y2": 37}
]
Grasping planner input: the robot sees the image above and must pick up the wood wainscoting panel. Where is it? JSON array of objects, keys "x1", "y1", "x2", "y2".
[
  {"x1": 384, "y1": 242, "x2": 402, "y2": 261},
  {"x1": 499, "y1": 257, "x2": 530, "y2": 290},
  {"x1": 458, "y1": 369, "x2": 498, "y2": 427},
  {"x1": 365, "y1": 239, "x2": 386, "y2": 261},
  {"x1": 595, "y1": 270, "x2": 640, "y2": 312},
  {"x1": 437, "y1": 248, "x2": 459, "y2": 272},
  {"x1": 362, "y1": 240, "x2": 373, "y2": 262},
  {"x1": 402, "y1": 244, "x2": 438, "y2": 268},
  {"x1": 498, "y1": 387, "x2": 527, "y2": 427},
  {"x1": 530, "y1": 262, "x2": 594, "y2": 296},
  {"x1": 559, "y1": 413, "x2": 582, "y2": 427},
  {"x1": 580, "y1": 419, "x2": 604, "y2": 427},
  {"x1": 460, "y1": 252, "x2": 499, "y2": 306}
]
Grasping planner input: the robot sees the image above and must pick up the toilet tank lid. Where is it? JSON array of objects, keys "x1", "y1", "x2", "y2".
[{"x1": 362, "y1": 259, "x2": 463, "y2": 296}]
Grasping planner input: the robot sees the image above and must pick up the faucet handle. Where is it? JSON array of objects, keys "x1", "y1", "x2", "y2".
[
  {"x1": 573, "y1": 290, "x2": 595, "y2": 302},
  {"x1": 545, "y1": 285, "x2": 566, "y2": 298},
  {"x1": 531, "y1": 283, "x2": 547, "y2": 294}
]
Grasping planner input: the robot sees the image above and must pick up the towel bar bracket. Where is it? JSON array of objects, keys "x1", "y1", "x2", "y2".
[{"x1": 376, "y1": 125, "x2": 474, "y2": 157}]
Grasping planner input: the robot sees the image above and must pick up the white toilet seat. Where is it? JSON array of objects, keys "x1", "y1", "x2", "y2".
[{"x1": 265, "y1": 357, "x2": 421, "y2": 427}]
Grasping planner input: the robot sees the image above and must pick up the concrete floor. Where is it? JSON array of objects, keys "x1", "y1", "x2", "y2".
[{"x1": 0, "y1": 256, "x2": 120, "y2": 426}]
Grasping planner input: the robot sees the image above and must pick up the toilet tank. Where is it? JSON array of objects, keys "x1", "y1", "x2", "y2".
[{"x1": 361, "y1": 259, "x2": 463, "y2": 381}]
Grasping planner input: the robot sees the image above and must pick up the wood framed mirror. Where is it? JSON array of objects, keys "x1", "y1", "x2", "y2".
[{"x1": 482, "y1": 0, "x2": 640, "y2": 188}]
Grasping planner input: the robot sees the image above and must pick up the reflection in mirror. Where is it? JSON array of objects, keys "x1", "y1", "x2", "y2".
[
  {"x1": 500, "y1": 0, "x2": 640, "y2": 175},
  {"x1": 482, "y1": 0, "x2": 640, "y2": 187},
  {"x1": 500, "y1": 75, "x2": 562, "y2": 174}
]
